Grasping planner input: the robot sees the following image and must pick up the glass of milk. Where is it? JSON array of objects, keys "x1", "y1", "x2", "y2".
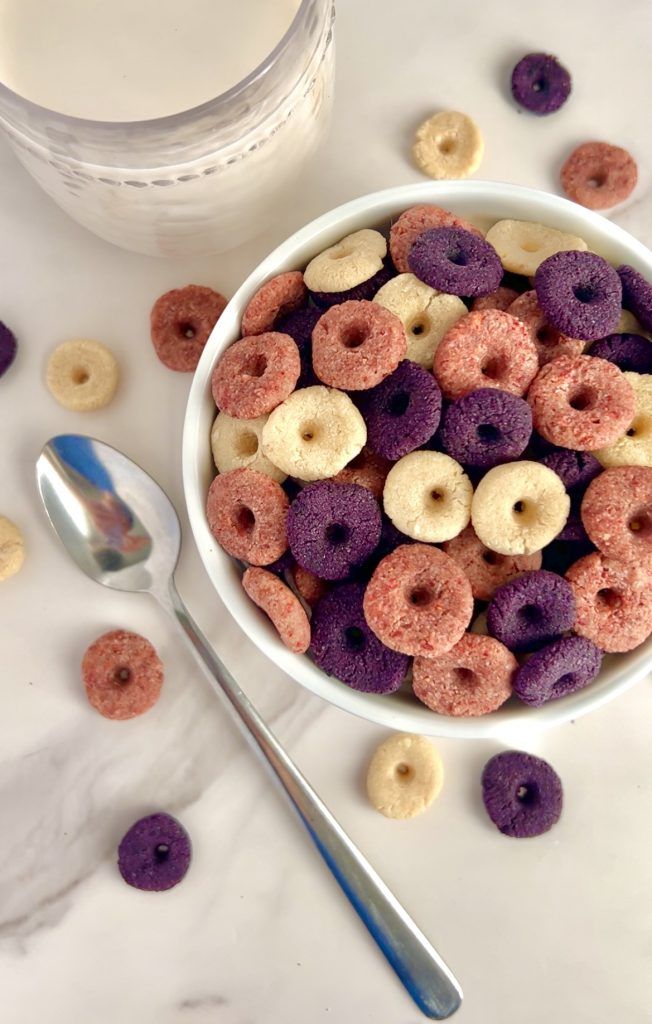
[{"x1": 0, "y1": 0, "x2": 335, "y2": 256}]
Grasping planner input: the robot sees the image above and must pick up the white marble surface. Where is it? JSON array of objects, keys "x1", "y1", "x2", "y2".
[{"x1": 1, "y1": 1, "x2": 652, "y2": 1021}]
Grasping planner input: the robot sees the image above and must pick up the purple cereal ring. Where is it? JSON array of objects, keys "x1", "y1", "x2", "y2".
[
  {"x1": 618, "y1": 265, "x2": 652, "y2": 332},
  {"x1": 242, "y1": 567, "x2": 311, "y2": 654},
  {"x1": 118, "y1": 812, "x2": 191, "y2": 892},
  {"x1": 408, "y1": 227, "x2": 503, "y2": 297},
  {"x1": 487, "y1": 570, "x2": 576, "y2": 652},
  {"x1": 507, "y1": 290, "x2": 585, "y2": 365},
  {"x1": 527, "y1": 355, "x2": 636, "y2": 450},
  {"x1": 534, "y1": 251, "x2": 622, "y2": 341},
  {"x1": 310, "y1": 582, "x2": 409, "y2": 693},
  {"x1": 286, "y1": 481, "x2": 381, "y2": 581},
  {"x1": 471, "y1": 287, "x2": 520, "y2": 312},
  {"x1": 332, "y1": 446, "x2": 392, "y2": 499},
  {"x1": 211, "y1": 332, "x2": 301, "y2": 418},
  {"x1": 206, "y1": 467, "x2": 288, "y2": 565},
  {"x1": 481, "y1": 751, "x2": 563, "y2": 838},
  {"x1": 310, "y1": 262, "x2": 394, "y2": 308},
  {"x1": 0, "y1": 321, "x2": 17, "y2": 378},
  {"x1": 540, "y1": 448, "x2": 602, "y2": 542},
  {"x1": 588, "y1": 332, "x2": 652, "y2": 374},
  {"x1": 510, "y1": 53, "x2": 571, "y2": 115},
  {"x1": 358, "y1": 360, "x2": 442, "y2": 460},
  {"x1": 241, "y1": 272, "x2": 307, "y2": 336},
  {"x1": 311, "y1": 300, "x2": 406, "y2": 391},
  {"x1": 566, "y1": 551, "x2": 652, "y2": 652},
  {"x1": 389, "y1": 204, "x2": 483, "y2": 274},
  {"x1": 275, "y1": 304, "x2": 322, "y2": 388},
  {"x1": 581, "y1": 466, "x2": 652, "y2": 562},
  {"x1": 413, "y1": 633, "x2": 517, "y2": 716},
  {"x1": 514, "y1": 635, "x2": 603, "y2": 707},
  {"x1": 442, "y1": 524, "x2": 542, "y2": 601},
  {"x1": 440, "y1": 387, "x2": 532, "y2": 468},
  {"x1": 434, "y1": 309, "x2": 538, "y2": 400}
]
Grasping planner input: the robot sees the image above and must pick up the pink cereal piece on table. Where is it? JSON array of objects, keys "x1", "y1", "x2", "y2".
[
  {"x1": 441, "y1": 524, "x2": 543, "y2": 601},
  {"x1": 206, "y1": 467, "x2": 288, "y2": 565},
  {"x1": 527, "y1": 354, "x2": 636, "y2": 450},
  {"x1": 508, "y1": 290, "x2": 585, "y2": 366},
  {"x1": 413, "y1": 633, "x2": 517, "y2": 716},
  {"x1": 561, "y1": 142, "x2": 638, "y2": 212},
  {"x1": 211, "y1": 332, "x2": 300, "y2": 418},
  {"x1": 581, "y1": 466, "x2": 652, "y2": 562},
  {"x1": 82, "y1": 629, "x2": 164, "y2": 720},
  {"x1": 292, "y1": 564, "x2": 330, "y2": 607},
  {"x1": 150, "y1": 284, "x2": 228, "y2": 372},
  {"x1": 311, "y1": 300, "x2": 406, "y2": 390},
  {"x1": 332, "y1": 446, "x2": 392, "y2": 499},
  {"x1": 243, "y1": 567, "x2": 311, "y2": 654},
  {"x1": 471, "y1": 287, "x2": 520, "y2": 313},
  {"x1": 389, "y1": 204, "x2": 483, "y2": 273},
  {"x1": 433, "y1": 309, "x2": 538, "y2": 400},
  {"x1": 363, "y1": 543, "x2": 473, "y2": 656},
  {"x1": 566, "y1": 551, "x2": 652, "y2": 652},
  {"x1": 241, "y1": 272, "x2": 307, "y2": 336}
]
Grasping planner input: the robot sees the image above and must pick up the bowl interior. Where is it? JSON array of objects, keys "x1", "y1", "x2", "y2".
[{"x1": 183, "y1": 181, "x2": 652, "y2": 739}]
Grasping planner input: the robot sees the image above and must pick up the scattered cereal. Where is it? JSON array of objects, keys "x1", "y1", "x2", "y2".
[
  {"x1": 150, "y1": 284, "x2": 227, "y2": 371},
  {"x1": 510, "y1": 53, "x2": 571, "y2": 115},
  {"x1": 366, "y1": 733, "x2": 443, "y2": 819},
  {"x1": 412, "y1": 110, "x2": 484, "y2": 180},
  {"x1": 561, "y1": 142, "x2": 637, "y2": 210},
  {"x1": 46, "y1": 339, "x2": 119, "y2": 411},
  {"x1": 481, "y1": 751, "x2": 563, "y2": 837},
  {"x1": 0, "y1": 321, "x2": 17, "y2": 378},
  {"x1": 0, "y1": 516, "x2": 25, "y2": 582},
  {"x1": 118, "y1": 812, "x2": 191, "y2": 891},
  {"x1": 81, "y1": 628, "x2": 164, "y2": 720}
]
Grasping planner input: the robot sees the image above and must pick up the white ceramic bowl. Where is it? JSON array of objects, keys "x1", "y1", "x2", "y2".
[{"x1": 183, "y1": 181, "x2": 652, "y2": 739}]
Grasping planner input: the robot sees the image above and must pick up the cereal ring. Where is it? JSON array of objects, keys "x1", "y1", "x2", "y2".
[
  {"x1": 485, "y1": 220, "x2": 588, "y2": 277},
  {"x1": 206, "y1": 467, "x2": 288, "y2": 565},
  {"x1": 240, "y1": 272, "x2": 307, "y2": 336},
  {"x1": 481, "y1": 751, "x2": 563, "y2": 838},
  {"x1": 566, "y1": 552, "x2": 652, "y2": 652},
  {"x1": 588, "y1": 333, "x2": 652, "y2": 374},
  {"x1": 303, "y1": 229, "x2": 386, "y2": 294},
  {"x1": 311, "y1": 300, "x2": 406, "y2": 390},
  {"x1": 618, "y1": 264, "x2": 652, "y2": 333},
  {"x1": 363, "y1": 543, "x2": 473, "y2": 656},
  {"x1": 413, "y1": 633, "x2": 516, "y2": 716},
  {"x1": 374, "y1": 273, "x2": 467, "y2": 368},
  {"x1": 81, "y1": 629, "x2": 164, "y2": 720},
  {"x1": 358, "y1": 360, "x2": 442, "y2": 460},
  {"x1": 46, "y1": 339, "x2": 119, "y2": 411},
  {"x1": 527, "y1": 355, "x2": 635, "y2": 450},
  {"x1": 593, "y1": 372, "x2": 652, "y2": 467},
  {"x1": 242, "y1": 567, "x2": 311, "y2": 654},
  {"x1": 408, "y1": 227, "x2": 502, "y2": 297},
  {"x1": 616, "y1": 309, "x2": 649, "y2": 337},
  {"x1": 292, "y1": 564, "x2": 329, "y2": 607},
  {"x1": 0, "y1": 321, "x2": 17, "y2": 378},
  {"x1": 310, "y1": 262, "x2": 394, "y2": 309},
  {"x1": 471, "y1": 286, "x2": 520, "y2": 312},
  {"x1": 540, "y1": 448, "x2": 602, "y2": 542},
  {"x1": 286, "y1": 481, "x2": 381, "y2": 580},
  {"x1": 471, "y1": 461, "x2": 570, "y2": 556},
  {"x1": 440, "y1": 388, "x2": 532, "y2": 468},
  {"x1": 118, "y1": 813, "x2": 191, "y2": 892},
  {"x1": 580, "y1": 466, "x2": 652, "y2": 562},
  {"x1": 433, "y1": 309, "x2": 538, "y2": 400},
  {"x1": 514, "y1": 636, "x2": 603, "y2": 707},
  {"x1": 150, "y1": 284, "x2": 227, "y2": 372},
  {"x1": 487, "y1": 570, "x2": 576, "y2": 652},
  {"x1": 412, "y1": 110, "x2": 484, "y2": 180},
  {"x1": 261, "y1": 386, "x2": 366, "y2": 480},
  {"x1": 275, "y1": 305, "x2": 322, "y2": 388},
  {"x1": 510, "y1": 53, "x2": 571, "y2": 114},
  {"x1": 441, "y1": 525, "x2": 542, "y2": 601},
  {"x1": 0, "y1": 515, "x2": 25, "y2": 582},
  {"x1": 383, "y1": 451, "x2": 472, "y2": 543},
  {"x1": 332, "y1": 446, "x2": 391, "y2": 499},
  {"x1": 210, "y1": 412, "x2": 286, "y2": 482},
  {"x1": 211, "y1": 332, "x2": 300, "y2": 419},
  {"x1": 366, "y1": 733, "x2": 444, "y2": 819},
  {"x1": 389, "y1": 204, "x2": 483, "y2": 274},
  {"x1": 534, "y1": 251, "x2": 622, "y2": 341},
  {"x1": 507, "y1": 290, "x2": 585, "y2": 365},
  {"x1": 310, "y1": 583, "x2": 409, "y2": 693},
  {"x1": 561, "y1": 142, "x2": 637, "y2": 211}
]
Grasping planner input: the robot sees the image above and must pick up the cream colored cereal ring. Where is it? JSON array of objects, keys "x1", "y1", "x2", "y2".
[
  {"x1": 472, "y1": 461, "x2": 570, "y2": 556},
  {"x1": 303, "y1": 229, "x2": 386, "y2": 293},
  {"x1": 210, "y1": 411, "x2": 286, "y2": 482},
  {"x1": 366, "y1": 733, "x2": 444, "y2": 820},
  {"x1": 383, "y1": 450, "x2": 472, "y2": 542},
  {"x1": 46, "y1": 339, "x2": 119, "y2": 412},
  {"x1": 616, "y1": 309, "x2": 651, "y2": 338},
  {"x1": 412, "y1": 111, "x2": 484, "y2": 180},
  {"x1": 261, "y1": 385, "x2": 366, "y2": 481},
  {"x1": 594, "y1": 372, "x2": 652, "y2": 467},
  {"x1": 0, "y1": 516, "x2": 25, "y2": 582},
  {"x1": 484, "y1": 220, "x2": 588, "y2": 276},
  {"x1": 373, "y1": 273, "x2": 467, "y2": 368}
]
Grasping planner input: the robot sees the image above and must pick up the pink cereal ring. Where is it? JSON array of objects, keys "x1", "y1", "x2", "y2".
[
  {"x1": 413, "y1": 633, "x2": 517, "y2": 716},
  {"x1": 82, "y1": 629, "x2": 164, "y2": 720},
  {"x1": 433, "y1": 309, "x2": 538, "y2": 399},
  {"x1": 243, "y1": 567, "x2": 311, "y2": 653},
  {"x1": 332, "y1": 446, "x2": 392, "y2": 499},
  {"x1": 441, "y1": 524, "x2": 542, "y2": 601},
  {"x1": 390, "y1": 204, "x2": 483, "y2": 274},
  {"x1": 527, "y1": 355, "x2": 636, "y2": 450},
  {"x1": 311, "y1": 300, "x2": 406, "y2": 390},
  {"x1": 363, "y1": 543, "x2": 473, "y2": 656},
  {"x1": 581, "y1": 466, "x2": 652, "y2": 562},
  {"x1": 241, "y1": 272, "x2": 307, "y2": 336},
  {"x1": 566, "y1": 551, "x2": 652, "y2": 652},
  {"x1": 150, "y1": 284, "x2": 228, "y2": 372},
  {"x1": 508, "y1": 290, "x2": 585, "y2": 366},
  {"x1": 292, "y1": 564, "x2": 329, "y2": 607},
  {"x1": 206, "y1": 467, "x2": 288, "y2": 565},
  {"x1": 471, "y1": 286, "x2": 520, "y2": 312},
  {"x1": 211, "y1": 332, "x2": 300, "y2": 418}
]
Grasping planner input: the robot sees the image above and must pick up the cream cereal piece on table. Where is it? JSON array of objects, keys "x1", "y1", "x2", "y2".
[
  {"x1": 484, "y1": 220, "x2": 588, "y2": 276},
  {"x1": 261, "y1": 385, "x2": 366, "y2": 481},
  {"x1": 303, "y1": 229, "x2": 386, "y2": 293},
  {"x1": 210, "y1": 412, "x2": 286, "y2": 482},
  {"x1": 373, "y1": 273, "x2": 467, "y2": 368},
  {"x1": 593, "y1": 372, "x2": 652, "y2": 467},
  {"x1": 46, "y1": 339, "x2": 119, "y2": 411},
  {"x1": 383, "y1": 450, "x2": 472, "y2": 542},
  {"x1": 366, "y1": 733, "x2": 444, "y2": 820},
  {"x1": 412, "y1": 111, "x2": 484, "y2": 180},
  {"x1": 0, "y1": 516, "x2": 25, "y2": 582},
  {"x1": 471, "y1": 461, "x2": 570, "y2": 556}
]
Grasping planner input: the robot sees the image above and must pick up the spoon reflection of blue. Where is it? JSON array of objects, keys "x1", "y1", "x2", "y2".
[{"x1": 51, "y1": 435, "x2": 114, "y2": 493}]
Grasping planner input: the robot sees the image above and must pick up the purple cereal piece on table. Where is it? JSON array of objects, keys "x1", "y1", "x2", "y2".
[
  {"x1": 440, "y1": 388, "x2": 532, "y2": 468},
  {"x1": 534, "y1": 251, "x2": 622, "y2": 341},
  {"x1": 0, "y1": 322, "x2": 17, "y2": 378},
  {"x1": 618, "y1": 265, "x2": 652, "y2": 332},
  {"x1": 309, "y1": 262, "x2": 394, "y2": 309},
  {"x1": 510, "y1": 53, "x2": 571, "y2": 115},
  {"x1": 487, "y1": 570, "x2": 576, "y2": 652},
  {"x1": 118, "y1": 812, "x2": 191, "y2": 891},
  {"x1": 358, "y1": 360, "x2": 442, "y2": 460},
  {"x1": 589, "y1": 333, "x2": 652, "y2": 374},
  {"x1": 287, "y1": 481, "x2": 382, "y2": 581},
  {"x1": 481, "y1": 750, "x2": 563, "y2": 838},
  {"x1": 408, "y1": 227, "x2": 503, "y2": 297},
  {"x1": 514, "y1": 635, "x2": 603, "y2": 707}
]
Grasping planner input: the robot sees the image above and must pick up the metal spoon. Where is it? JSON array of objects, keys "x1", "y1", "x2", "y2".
[{"x1": 36, "y1": 433, "x2": 462, "y2": 1020}]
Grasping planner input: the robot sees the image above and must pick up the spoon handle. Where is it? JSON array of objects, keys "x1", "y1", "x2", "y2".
[{"x1": 160, "y1": 580, "x2": 462, "y2": 1020}]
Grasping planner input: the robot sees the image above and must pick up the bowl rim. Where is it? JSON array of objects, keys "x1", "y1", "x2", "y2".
[{"x1": 182, "y1": 179, "x2": 652, "y2": 740}]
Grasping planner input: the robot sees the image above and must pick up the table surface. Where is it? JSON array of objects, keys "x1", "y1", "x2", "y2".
[{"x1": 2, "y1": 1, "x2": 651, "y2": 1022}]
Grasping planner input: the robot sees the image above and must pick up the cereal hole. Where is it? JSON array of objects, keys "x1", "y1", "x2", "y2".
[
  {"x1": 626, "y1": 415, "x2": 651, "y2": 439},
  {"x1": 395, "y1": 762, "x2": 412, "y2": 780},
  {"x1": 628, "y1": 510, "x2": 652, "y2": 536},
  {"x1": 348, "y1": 451, "x2": 366, "y2": 470},
  {"x1": 536, "y1": 325, "x2": 558, "y2": 345},
  {"x1": 586, "y1": 172, "x2": 607, "y2": 189},
  {"x1": 513, "y1": 500, "x2": 526, "y2": 514},
  {"x1": 518, "y1": 602, "x2": 543, "y2": 624},
  {"x1": 325, "y1": 522, "x2": 350, "y2": 546},
  {"x1": 409, "y1": 316, "x2": 429, "y2": 336},
  {"x1": 72, "y1": 367, "x2": 90, "y2": 385},
  {"x1": 344, "y1": 625, "x2": 366, "y2": 651},
  {"x1": 154, "y1": 843, "x2": 170, "y2": 862},
  {"x1": 407, "y1": 585, "x2": 433, "y2": 608},
  {"x1": 455, "y1": 666, "x2": 477, "y2": 685},
  {"x1": 342, "y1": 325, "x2": 368, "y2": 349},
  {"x1": 179, "y1": 321, "x2": 196, "y2": 339},
  {"x1": 597, "y1": 587, "x2": 621, "y2": 610},
  {"x1": 520, "y1": 240, "x2": 540, "y2": 253},
  {"x1": 430, "y1": 489, "x2": 444, "y2": 504},
  {"x1": 331, "y1": 246, "x2": 352, "y2": 261},
  {"x1": 477, "y1": 423, "x2": 501, "y2": 443},
  {"x1": 572, "y1": 284, "x2": 596, "y2": 304},
  {"x1": 516, "y1": 781, "x2": 538, "y2": 805},
  {"x1": 446, "y1": 247, "x2": 468, "y2": 267},
  {"x1": 531, "y1": 77, "x2": 547, "y2": 93},
  {"x1": 481, "y1": 549, "x2": 503, "y2": 566},
  {"x1": 300, "y1": 421, "x2": 318, "y2": 442},
  {"x1": 481, "y1": 356, "x2": 502, "y2": 379},
  {"x1": 114, "y1": 666, "x2": 132, "y2": 685},
  {"x1": 568, "y1": 387, "x2": 597, "y2": 411},
  {"x1": 235, "y1": 431, "x2": 258, "y2": 458},
  {"x1": 551, "y1": 671, "x2": 579, "y2": 697},
  {"x1": 385, "y1": 391, "x2": 410, "y2": 417},
  {"x1": 234, "y1": 505, "x2": 256, "y2": 533},
  {"x1": 437, "y1": 136, "x2": 456, "y2": 155}
]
